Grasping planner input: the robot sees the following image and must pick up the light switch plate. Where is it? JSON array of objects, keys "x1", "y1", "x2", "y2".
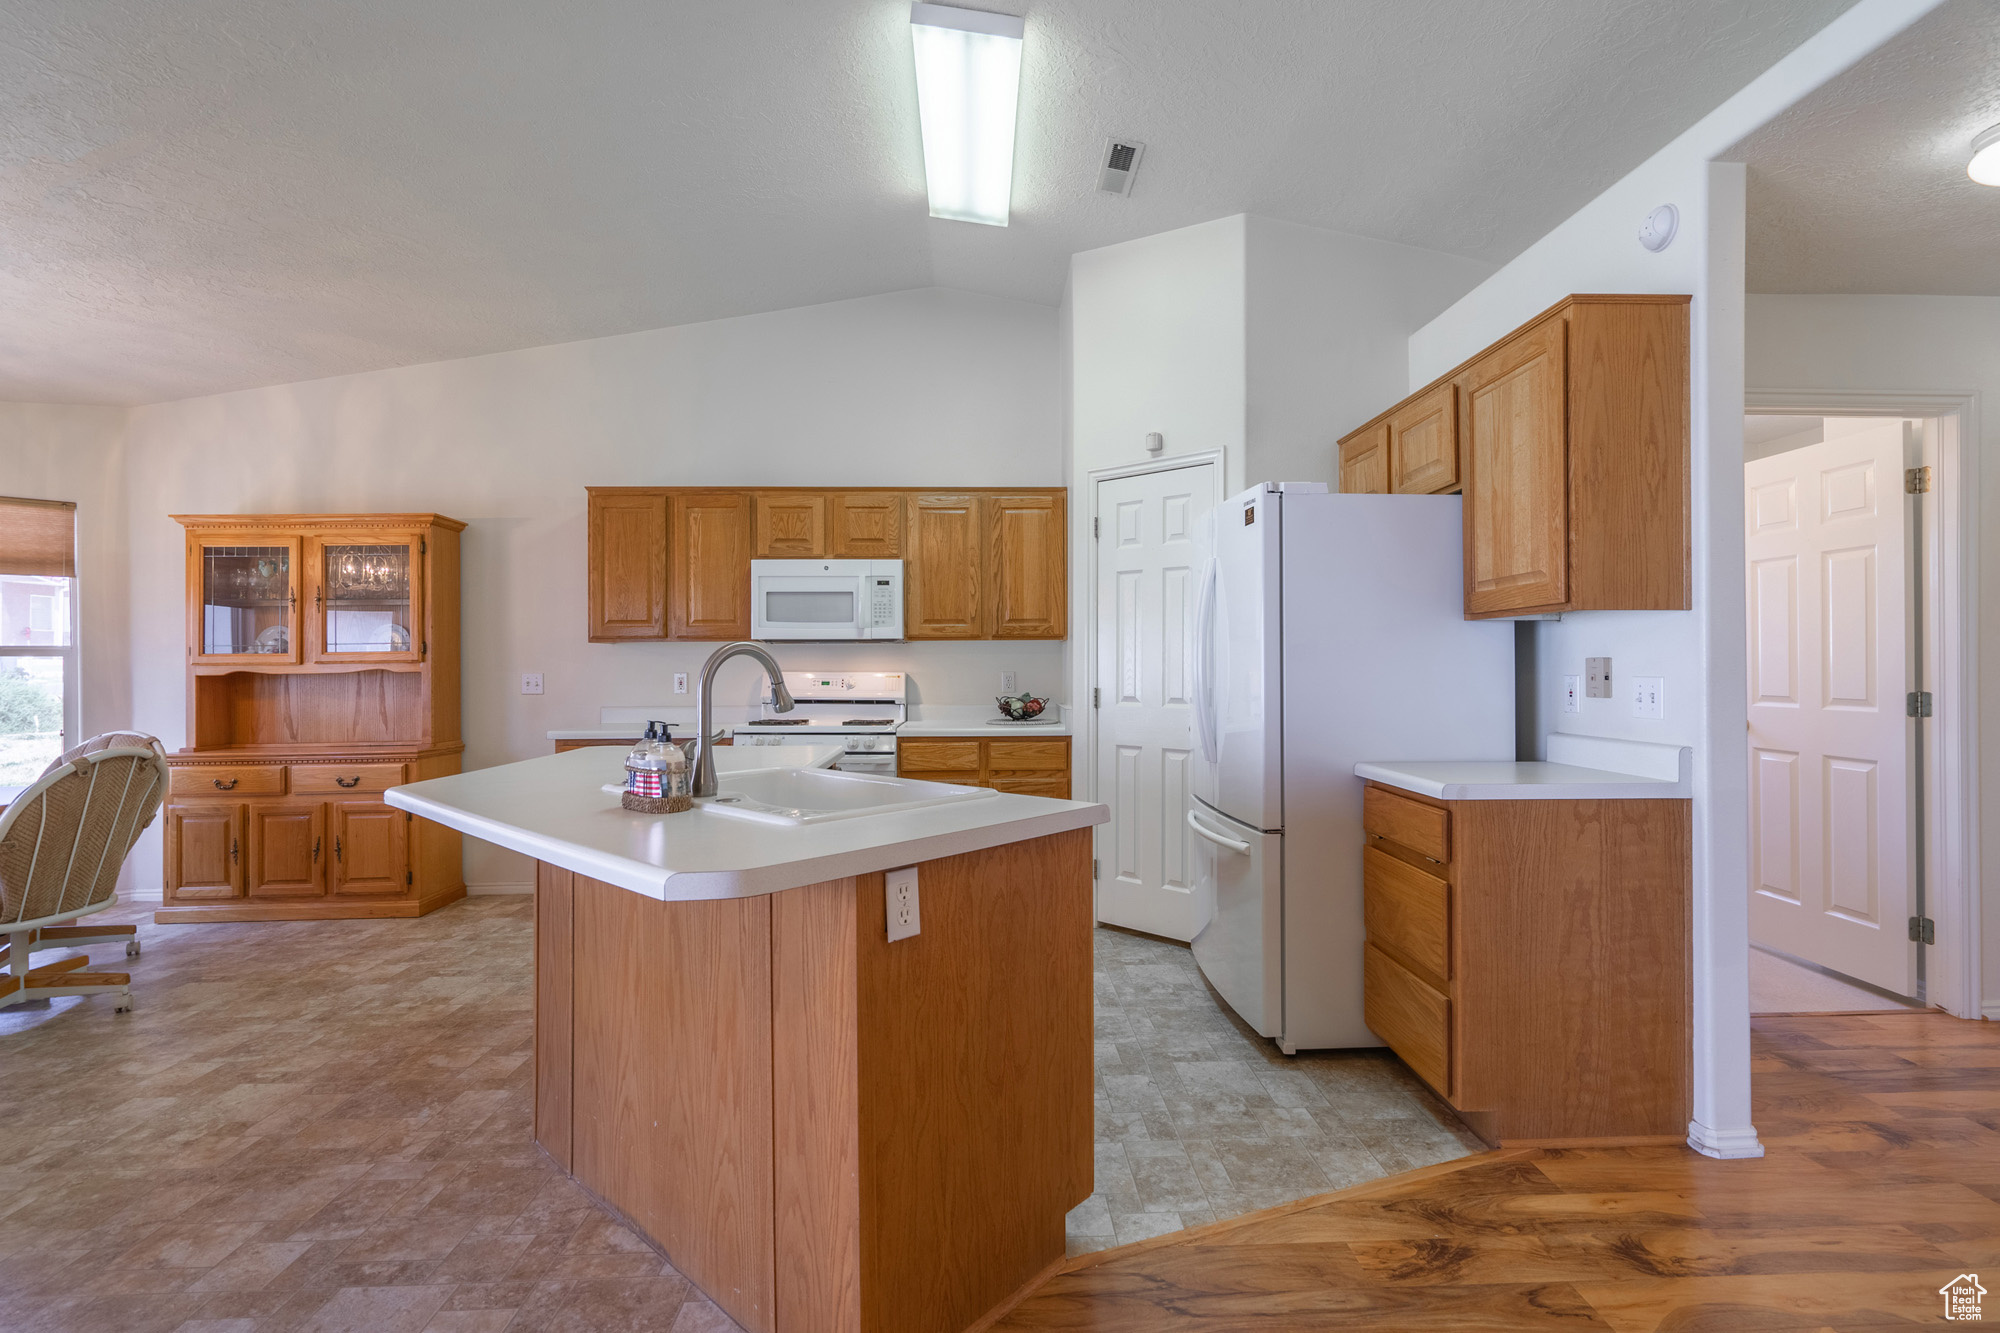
[
  {"x1": 520, "y1": 673, "x2": 544, "y2": 695},
  {"x1": 885, "y1": 867, "x2": 921, "y2": 942},
  {"x1": 1562, "y1": 675, "x2": 1582, "y2": 714},
  {"x1": 1585, "y1": 658, "x2": 1612, "y2": 699},
  {"x1": 1632, "y1": 675, "x2": 1664, "y2": 719}
]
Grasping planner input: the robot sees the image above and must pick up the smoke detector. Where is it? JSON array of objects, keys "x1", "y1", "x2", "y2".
[{"x1": 1097, "y1": 139, "x2": 1145, "y2": 196}]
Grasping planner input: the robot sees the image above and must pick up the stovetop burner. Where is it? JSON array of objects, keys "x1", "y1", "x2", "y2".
[{"x1": 841, "y1": 718, "x2": 893, "y2": 726}]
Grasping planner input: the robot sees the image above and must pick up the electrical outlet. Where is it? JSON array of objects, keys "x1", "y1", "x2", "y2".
[
  {"x1": 673, "y1": 672, "x2": 688, "y2": 695},
  {"x1": 1562, "y1": 674, "x2": 1582, "y2": 714},
  {"x1": 1631, "y1": 675, "x2": 1664, "y2": 720},
  {"x1": 1001, "y1": 671, "x2": 1017, "y2": 695},
  {"x1": 1585, "y1": 657, "x2": 1613, "y2": 699},
  {"x1": 520, "y1": 673, "x2": 544, "y2": 695},
  {"x1": 885, "y1": 867, "x2": 921, "y2": 942}
]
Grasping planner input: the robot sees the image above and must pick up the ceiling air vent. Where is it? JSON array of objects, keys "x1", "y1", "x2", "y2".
[{"x1": 1097, "y1": 139, "x2": 1145, "y2": 196}]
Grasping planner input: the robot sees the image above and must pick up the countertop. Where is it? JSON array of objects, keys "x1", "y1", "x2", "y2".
[
  {"x1": 1356, "y1": 735, "x2": 1692, "y2": 801},
  {"x1": 548, "y1": 703, "x2": 1071, "y2": 741},
  {"x1": 386, "y1": 744, "x2": 1106, "y2": 902}
]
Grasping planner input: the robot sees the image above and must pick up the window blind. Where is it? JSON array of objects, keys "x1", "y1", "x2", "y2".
[{"x1": 0, "y1": 496, "x2": 77, "y2": 577}]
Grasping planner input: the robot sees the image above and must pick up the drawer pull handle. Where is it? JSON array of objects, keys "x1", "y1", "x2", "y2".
[
  {"x1": 1186, "y1": 809, "x2": 1251, "y2": 854},
  {"x1": 313, "y1": 838, "x2": 321, "y2": 863},
  {"x1": 335, "y1": 776, "x2": 361, "y2": 788},
  {"x1": 212, "y1": 777, "x2": 237, "y2": 790}
]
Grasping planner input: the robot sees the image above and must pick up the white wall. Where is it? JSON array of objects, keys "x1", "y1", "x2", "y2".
[
  {"x1": 1747, "y1": 293, "x2": 2000, "y2": 1013},
  {"x1": 1406, "y1": 0, "x2": 1946, "y2": 1157},
  {"x1": 114, "y1": 286, "x2": 1064, "y2": 892}
]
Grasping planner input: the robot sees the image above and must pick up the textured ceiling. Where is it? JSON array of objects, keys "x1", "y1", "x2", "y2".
[
  {"x1": 1, "y1": 0, "x2": 1856, "y2": 405},
  {"x1": 1734, "y1": 0, "x2": 2000, "y2": 294}
]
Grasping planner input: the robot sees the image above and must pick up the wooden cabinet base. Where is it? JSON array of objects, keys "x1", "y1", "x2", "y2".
[
  {"x1": 153, "y1": 887, "x2": 465, "y2": 924},
  {"x1": 534, "y1": 830, "x2": 1093, "y2": 1333}
]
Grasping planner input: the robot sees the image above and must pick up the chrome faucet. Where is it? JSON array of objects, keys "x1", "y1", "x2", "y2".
[{"x1": 692, "y1": 641, "x2": 795, "y2": 797}]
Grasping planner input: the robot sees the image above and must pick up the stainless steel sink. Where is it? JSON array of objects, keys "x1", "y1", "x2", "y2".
[{"x1": 699, "y1": 766, "x2": 997, "y2": 825}]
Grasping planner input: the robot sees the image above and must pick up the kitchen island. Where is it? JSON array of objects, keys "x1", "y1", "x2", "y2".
[{"x1": 388, "y1": 746, "x2": 1108, "y2": 1333}]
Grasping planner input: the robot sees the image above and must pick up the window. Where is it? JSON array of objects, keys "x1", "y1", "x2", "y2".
[{"x1": 0, "y1": 497, "x2": 78, "y2": 790}]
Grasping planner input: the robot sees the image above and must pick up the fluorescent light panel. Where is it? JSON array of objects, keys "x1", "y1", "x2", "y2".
[{"x1": 910, "y1": 3, "x2": 1023, "y2": 226}]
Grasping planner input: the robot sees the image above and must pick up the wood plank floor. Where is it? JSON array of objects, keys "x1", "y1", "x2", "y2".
[{"x1": 995, "y1": 1011, "x2": 2000, "y2": 1331}]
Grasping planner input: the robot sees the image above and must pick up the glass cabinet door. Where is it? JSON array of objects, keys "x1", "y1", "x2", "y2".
[
  {"x1": 195, "y1": 539, "x2": 300, "y2": 661},
  {"x1": 312, "y1": 537, "x2": 423, "y2": 661}
]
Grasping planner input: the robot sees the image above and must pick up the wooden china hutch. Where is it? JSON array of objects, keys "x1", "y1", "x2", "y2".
[{"x1": 159, "y1": 513, "x2": 466, "y2": 922}]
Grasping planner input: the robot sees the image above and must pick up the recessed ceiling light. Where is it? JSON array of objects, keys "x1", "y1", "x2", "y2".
[
  {"x1": 910, "y1": 3, "x2": 1024, "y2": 227},
  {"x1": 1969, "y1": 123, "x2": 2000, "y2": 186}
]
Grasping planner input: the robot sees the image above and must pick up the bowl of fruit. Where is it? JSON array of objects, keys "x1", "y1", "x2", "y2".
[{"x1": 995, "y1": 693, "x2": 1049, "y2": 721}]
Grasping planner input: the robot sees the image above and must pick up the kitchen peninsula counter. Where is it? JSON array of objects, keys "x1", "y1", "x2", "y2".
[{"x1": 386, "y1": 747, "x2": 1107, "y2": 1333}]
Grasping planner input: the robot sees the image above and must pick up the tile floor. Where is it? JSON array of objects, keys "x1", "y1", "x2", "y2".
[
  {"x1": 1070, "y1": 925, "x2": 1483, "y2": 1254},
  {"x1": 0, "y1": 899, "x2": 1480, "y2": 1330}
]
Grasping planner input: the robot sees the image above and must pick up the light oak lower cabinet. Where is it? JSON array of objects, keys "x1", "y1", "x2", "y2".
[
  {"x1": 1360, "y1": 781, "x2": 1690, "y2": 1145},
  {"x1": 164, "y1": 804, "x2": 245, "y2": 901},
  {"x1": 247, "y1": 802, "x2": 325, "y2": 899},
  {"x1": 331, "y1": 800, "x2": 410, "y2": 896},
  {"x1": 899, "y1": 737, "x2": 1070, "y2": 798}
]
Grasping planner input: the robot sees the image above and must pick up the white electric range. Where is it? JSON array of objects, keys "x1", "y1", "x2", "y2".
[{"x1": 728, "y1": 671, "x2": 907, "y2": 775}]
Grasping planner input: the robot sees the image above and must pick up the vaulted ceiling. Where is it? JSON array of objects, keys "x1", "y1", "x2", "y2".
[{"x1": 1, "y1": 0, "x2": 1854, "y2": 404}]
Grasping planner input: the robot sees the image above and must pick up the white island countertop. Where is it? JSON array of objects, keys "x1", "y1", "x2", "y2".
[
  {"x1": 387, "y1": 744, "x2": 1106, "y2": 902},
  {"x1": 1356, "y1": 736, "x2": 1693, "y2": 801}
]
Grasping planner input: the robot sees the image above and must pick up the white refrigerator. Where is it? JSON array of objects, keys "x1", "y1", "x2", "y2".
[{"x1": 1187, "y1": 484, "x2": 1514, "y2": 1052}]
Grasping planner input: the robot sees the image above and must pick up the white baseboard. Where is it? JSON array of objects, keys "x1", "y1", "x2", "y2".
[
  {"x1": 467, "y1": 882, "x2": 534, "y2": 896},
  {"x1": 1687, "y1": 1120, "x2": 1765, "y2": 1159},
  {"x1": 1983, "y1": 1001, "x2": 2000, "y2": 1022},
  {"x1": 123, "y1": 889, "x2": 163, "y2": 905}
]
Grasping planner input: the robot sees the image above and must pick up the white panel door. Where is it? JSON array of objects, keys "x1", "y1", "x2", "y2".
[
  {"x1": 1745, "y1": 421, "x2": 1913, "y2": 994},
  {"x1": 1095, "y1": 462, "x2": 1215, "y2": 940}
]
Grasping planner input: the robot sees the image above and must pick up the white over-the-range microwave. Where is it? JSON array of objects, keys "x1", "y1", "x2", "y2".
[{"x1": 749, "y1": 559, "x2": 904, "y2": 640}]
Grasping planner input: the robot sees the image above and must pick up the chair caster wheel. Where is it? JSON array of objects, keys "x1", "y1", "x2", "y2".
[
  {"x1": 126, "y1": 941, "x2": 141, "y2": 957},
  {"x1": 114, "y1": 998, "x2": 134, "y2": 1013}
]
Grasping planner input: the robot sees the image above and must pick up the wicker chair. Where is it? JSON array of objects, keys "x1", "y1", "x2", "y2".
[{"x1": 0, "y1": 734, "x2": 168, "y2": 1013}]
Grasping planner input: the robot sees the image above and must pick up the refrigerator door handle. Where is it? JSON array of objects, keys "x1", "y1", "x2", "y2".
[
  {"x1": 1192, "y1": 557, "x2": 1219, "y2": 764},
  {"x1": 1186, "y1": 809, "x2": 1250, "y2": 854}
]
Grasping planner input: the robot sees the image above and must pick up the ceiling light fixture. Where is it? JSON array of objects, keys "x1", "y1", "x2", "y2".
[
  {"x1": 910, "y1": 3, "x2": 1024, "y2": 227},
  {"x1": 1969, "y1": 123, "x2": 2000, "y2": 186}
]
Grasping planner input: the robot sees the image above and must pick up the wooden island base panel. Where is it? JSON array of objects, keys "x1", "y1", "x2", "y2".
[{"x1": 533, "y1": 828, "x2": 1095, "y2": 1333}]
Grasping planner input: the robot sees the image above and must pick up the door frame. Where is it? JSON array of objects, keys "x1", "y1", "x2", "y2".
[
  {"x1": 1080, "y1": 449, "x2": 1228, "y2": 924},
  {"x1": 1745, "y1": 390, "x2": 1980, "y2": 1020}
]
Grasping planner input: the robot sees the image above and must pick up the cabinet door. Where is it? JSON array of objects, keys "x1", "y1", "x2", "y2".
[
  {"x1": 164, "y1": 803, "x2": 245, "y2": 901},
  {"x1": 905, "y1": 495, "x2": 984, "y2": 639},
  {"x1": 670, "y1": 492, "x2": 753, "y2": 640},
  {"x1": 1461, "y1": 318, "x2": 1569, "y2": 616},
  {"x1": 1388, "y1": 384, "x2": 1459, "y2": 494},
  {"x1": 752, "y1": 493, "x2": 827, "y2": 557},
  {"x1": 188, "y1": 535, "x2": 302, "y2": 663},
  {"x1": 829, "y1": 493, "x2": 903, "y2": 557},
  {"x1": 588, "y1": 490, "x2": 668, "y2": 641},
  {"x1": 1339, "y1": 423, "x2": 1389, "y2": 494},
  {"x1": 331, "y1": 801, "x2": 410, "y2": 897},
  {"x1": 985, "y1": 492, "x2": 1066, "y2": 639},
  {"x1": 307, "y1": 532, "x2": 424, "y2": 662},
  {"x1": 248, "y1": 801, "x2": 327, "y2": 898}
]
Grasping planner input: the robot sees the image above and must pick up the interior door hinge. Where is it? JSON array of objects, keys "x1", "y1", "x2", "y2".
[
  {"x1": 1909, "y1": 916, "x2": 1935, "y2": 945},
  {"x1": 1905, "y1": 466, "x2": 1932, "y2": 494},
  {"x1": 1092, "y1": 858, "x2": 1100, "y2": 881},
  {"x1": 1092, "y1": 687, "x2": 1100, "y2": 708},
  {"x1": 1907, "y1": 691, "x2": 1933, "y2": 718},
  {"x1": 1093, "y1": 516, "x2": 1100, "y2": 538}
]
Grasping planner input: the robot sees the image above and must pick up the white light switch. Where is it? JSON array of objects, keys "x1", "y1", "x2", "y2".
[
  {"x1": 1585, "y1": 657, "x2": 1613, "y2": 699},
  {"x1": 885, "y1": 867, "x2": 921, "y2": 942},
  {"x1": 520, "y1": 673, "x2": 544, "y2": 695},
  {"x1": 1562, "y1": 675, "x2": 1582, "y2": 714},
  {"x1": 1631, "y1": 676, "x2": 1664, "y2": 719}
]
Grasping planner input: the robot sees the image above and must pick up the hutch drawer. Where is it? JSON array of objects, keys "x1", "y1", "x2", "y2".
[
  {"x1": 292, "y1": 762, "x2": 407, "y2": 794},
  {"x1": 171, "y1": 765, "x2": 286, "y2": 798}
]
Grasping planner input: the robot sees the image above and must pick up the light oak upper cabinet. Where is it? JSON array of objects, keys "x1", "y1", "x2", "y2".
[
  {"x1": 752, "y1": 493, "x2": 827, "y2": 557},
  {"x1": 986, "y1": 492, "x2": 1067, "y2": 639},
  {"x1": 670, "y1": 491, "x2": 754, "y2": 640},
  {"x1": 1338, "y1": 423, "x2": 1389, "y2": 495},
  {"x1": 906, "y1": 494, "x2": 985, "y2": 639},
  {"x1": 587, "y1": 490, "x2": 669, "y2": 642},
  {"x1": 1461, "y1": 318, "x2": 1569, "y2": 615},
  {"x1": 1388, "y1": 384, "x2": 1458, "y2": 495},
  {"x1": 829, "y1": 492, "x2": 903, "y2": 557}
]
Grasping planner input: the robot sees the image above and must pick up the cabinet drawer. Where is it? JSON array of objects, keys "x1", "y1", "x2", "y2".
[
  {"x1": 987, "y1": 740, "x2": 1067, "y2": 771},
  {"x1": 899, "y1": 771, "x2": 986, "y2": 789},
  {"x1": 1363, "y1": 785, "x2": 1450, "y2": 862},
  {"x1": 171, "y1": 766, "x2": 285, "y2": 797},
  {"x1": 1363, "y1": 847, "x2": 1450, "y2": 987},
  {"x1": 898, "y1": 740, "x2": 981, "y2": 773},
  {"x1": 1364, "y1": 942, "x2": 1450, "y2": 1097},
  {"x1": 989, "y1": 775, "x2": 1069, "y2": 799},
  {"x1": 291, "y1": 763, "x2": 407, "y2": 794}
]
